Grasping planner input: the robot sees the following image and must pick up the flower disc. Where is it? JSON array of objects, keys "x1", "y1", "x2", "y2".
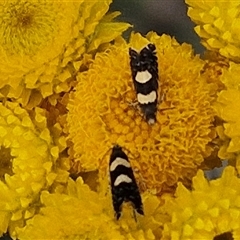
[{"x1": 68, "y1": 32, "x2": 216, "y2": 194}]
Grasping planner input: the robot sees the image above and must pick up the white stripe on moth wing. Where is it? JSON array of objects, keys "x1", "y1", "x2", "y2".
[
  {"x1": 135, "y1": 70, "x2": 152, "y2": 84},
  {"x1": 114, "y1": 174, "x2": 132, "y2": 186},
  {"x1": 110, "y1": 157, "x2": 131, "y2": 172},
  {"x1": 137, "y1": 91, "x2": 157, "y2": 104}
]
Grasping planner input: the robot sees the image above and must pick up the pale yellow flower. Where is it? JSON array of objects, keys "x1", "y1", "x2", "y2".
[
  {"x1": 0, "y1": 101, "x2": 68, "y2": 236},
  {"x1": 186, "y1": 0, "x2": 240, "y2": 62},
  {"x1": 0, "y1": 0, "x2": 130, "y2": 108},
  {"x1": 162, "y1": 166, "x2": 240, "y2": 240},
  {"x1": 215, "y1": 62, "x2": 240, "y2": 173},
  {"x1": 16, "y1": 177, "x2": 164, "y2": 240}
]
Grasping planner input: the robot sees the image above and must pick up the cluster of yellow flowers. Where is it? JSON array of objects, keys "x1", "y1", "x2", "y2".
[
  {"x1": 0, "y1": 0, "x2": 240, "y2": 239},
  {"x1": 187, "y1": 0, "x2": 240, "y2": 174}
]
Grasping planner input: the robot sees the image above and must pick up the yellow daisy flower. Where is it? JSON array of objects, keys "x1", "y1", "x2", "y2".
[
  {"x1": 186, "y1": 0, "x2": 240, "y2": 62},
  {"x1": 67, "y1": 32, "x2": 216, "y2": 194},
  {"x1": 162, "y1": 166, "x2": 240, "y2": 240},
  {"x1": 215, "y1": 62, "x2": 240, "y2": 172},
  {"x1": 0, "y1": 101, "x2": 68, "y2": 236},
  {"x1": 0, "y1": 0, "x2": 130, "y2": 108},
  {"x1": 16, "y1": 177, "x2": 165, "y2": 240}
]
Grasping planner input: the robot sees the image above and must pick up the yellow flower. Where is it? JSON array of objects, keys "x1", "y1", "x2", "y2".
[
  {"x1": 162, "y1": 166, "x2": 240, "y2": 240},
  {"x1": 186, "y1": 0, "x2": 240, "y2": 62},
  {"x1": 0, "y1": 0, "x2": 130, "y2": 108},
  {"x1": 67, "y1": 32, "x2": 216, "y2": 194},
  {"x1": 198, "y1": 52, "x2": 229, "y2": 170},
  {"x1": 39, "y1": 94, "x2": 70, "y2": 174},
  {"x1": 16, "y1": 176, "x2": 164, "y2": 240},
  {"x1": 0, "y1": 101, "x2": 68, "y2": 237},
  {"x1": 215, "y1": 62, "x2": 240, "y2": 173},
  {"x1": 202, "y1": 52, "x2": 228, "y2": 94}
]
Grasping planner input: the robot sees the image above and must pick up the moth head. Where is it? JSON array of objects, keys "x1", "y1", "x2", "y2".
[
  {"x1": 112, "y1": 144, "x2": 122, "y2": 151},
  {"x1": 129, "y1": 43, "x2": 157, "y2": 71}
]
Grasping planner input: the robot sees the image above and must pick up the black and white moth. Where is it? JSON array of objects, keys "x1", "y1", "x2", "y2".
[
  {"x1": 109, "y1": 145, "x2": 144, "y2": 220},
  {"x1": 129, "y1": 43, "x2": 159, "y2": 124}
]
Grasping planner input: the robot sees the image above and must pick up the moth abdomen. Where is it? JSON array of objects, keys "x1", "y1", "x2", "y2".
[{"x1": 109, "y1": 145, "x2": 144, "y2": 220}]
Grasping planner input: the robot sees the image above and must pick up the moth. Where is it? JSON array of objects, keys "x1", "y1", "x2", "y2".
[
  {"x1": 109, "y1": 145, "x2": 144, "y2": 220},
  {"x1": 129, "y1": 43, "x2": 159, "y2": 124}
]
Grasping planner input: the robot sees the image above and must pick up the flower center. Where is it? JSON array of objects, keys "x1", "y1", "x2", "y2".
[
  {"x1": 16, "y1": 10, "x2": 33, "y2": 28},
  {"x1": 0, "y1": 1, "x2": 56, "y2": 55},
  {"x1": 0, "y1": 146, "x2": 13, "y2": 181},
  {"x1": 214, "y1": 232, "x2": 233, "y2": 240}
]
